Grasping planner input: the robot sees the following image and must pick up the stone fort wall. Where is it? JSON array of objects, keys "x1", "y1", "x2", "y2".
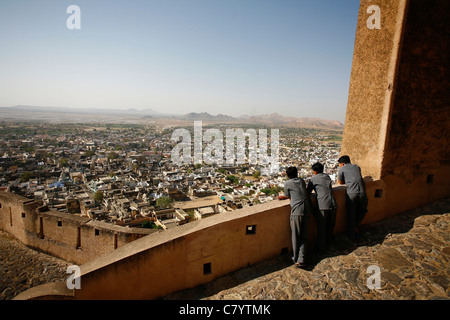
[
  {"x1": 12, "y1": 176, "x2": 449, "y2": 300},
  {"x1": 0, "y1": 192, "x2": 152, "y2": 265},
  {"x1": 341, "y1": 0, "x2": 450, "y2": 186}
]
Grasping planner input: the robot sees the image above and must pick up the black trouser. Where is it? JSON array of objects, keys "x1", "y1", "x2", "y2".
[
  {"x1": 314, "y1": 208, "x2": 337, "y2": 251},
  {"x1": 346, "y1": 193, "x2": 368, "y2": 240}
]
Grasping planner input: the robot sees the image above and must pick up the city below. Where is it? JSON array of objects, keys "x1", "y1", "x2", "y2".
[{"x1": 0, "y1": 117, "x2": 342, "y2": 232}]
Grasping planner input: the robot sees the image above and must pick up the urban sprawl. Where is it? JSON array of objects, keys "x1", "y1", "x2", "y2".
[{"x1": 0, "y1": 122, "x2": 342, "y2": 231}]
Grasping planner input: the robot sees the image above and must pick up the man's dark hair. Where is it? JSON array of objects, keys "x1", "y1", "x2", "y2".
[
  {"x1": 312, "y1": 162, "x2": 324, "y2": 173},
  {"x1": 286, "y1": 166, "x2": 298, "y2": 179},
  {"x1": 338, "y1": 155, "x2": 351, "y2": 164}
]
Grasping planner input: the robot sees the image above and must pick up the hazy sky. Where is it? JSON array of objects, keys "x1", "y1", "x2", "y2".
[{"x1": 0, "y1": 0, "x2": 360, "y2": 122}]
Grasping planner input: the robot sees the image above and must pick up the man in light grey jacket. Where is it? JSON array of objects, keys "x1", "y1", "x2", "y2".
[
  {"x1": 278, "y1": 166, "x2": 313, "y2": 268},
  {"x1": 337, "y1": 155, "x2": 368, "y2": 242},
  {"x1": 307, "y1": 162, "x2": 338, "y2": 252}
]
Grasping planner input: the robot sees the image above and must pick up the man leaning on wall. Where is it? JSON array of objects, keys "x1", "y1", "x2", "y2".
[{"x1": 337, "y1": 155, "x2": 368, "y2": 242}]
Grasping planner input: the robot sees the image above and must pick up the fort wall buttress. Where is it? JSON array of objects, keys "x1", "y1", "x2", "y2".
[
  {"x1": 341, "y1": 0, "x2": 450, "y2": 209},
  {"x1": 381, "y1": 0, "x2": 450, "y2": 186},
  {"x1": 341, "y1": 0, "x2": 409, "y2": 180}
]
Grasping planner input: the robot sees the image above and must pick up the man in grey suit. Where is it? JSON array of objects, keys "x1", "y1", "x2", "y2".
[
  {"x1": 278, "y1": 166, "x2": 313, "y2": 268},
  {"x1": 337, "y1": 155, "x2": 368, "y2": 242},
  {"x1": 307, "y1": 162, "x2": 338, "y2": 252}
]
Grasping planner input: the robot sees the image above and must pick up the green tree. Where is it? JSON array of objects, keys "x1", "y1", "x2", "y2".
[
  {"x1": 252, "y1": 170, "x2": 261, "y2": 179},
  {"x1": 260, "y1": 186, "x2": 281, "y2": 196},
  {"x1": 141, "y1": 221, "x2": 162, "y2": 229},
  {"x1": 58, "y1": 158, "x2": 69, "y2": 167},
  {"x1": 85, "y1": 150, "x2": 95, "y2": 158},
  {"x1": 20, "y1": 172, "x2": 35, "y2": 182},
  {"x1": 107, "y1": 152, "x2": 119, "y2": 161},
  {"x1": 227, "y1": 175, "x2": 239, "y2": 184},
  {"x1": 156, "y1": 196, "x2": 172, "y2": 209},
  {"x1": 93, "y1": 190, "x2": 104, "y2": 203}
]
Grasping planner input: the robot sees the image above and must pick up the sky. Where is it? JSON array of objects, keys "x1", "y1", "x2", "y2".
[{"x1": 0, "y1": 0, "x2": 360, "y2": 122}]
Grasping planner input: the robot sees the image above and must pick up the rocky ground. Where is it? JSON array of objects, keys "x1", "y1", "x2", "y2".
[
  {"x1": 0, "y1": 231, "x2": 70, "y2": 300},
  {"x1": 166, "y1": 198, "x2": 450, "y2": 300}
]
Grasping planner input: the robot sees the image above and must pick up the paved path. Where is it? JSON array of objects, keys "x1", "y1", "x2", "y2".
[
  {"x1": 166, "y1": 198, "x2": 450, "y2": 300},
  {"x1": 0, "y1": 231, "x2": 70, "y2": 300}
]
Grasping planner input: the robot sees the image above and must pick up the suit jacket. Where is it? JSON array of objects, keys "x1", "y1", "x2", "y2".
[{"x1": 307, "y1": 173, "x2": 338, "y2": 210}]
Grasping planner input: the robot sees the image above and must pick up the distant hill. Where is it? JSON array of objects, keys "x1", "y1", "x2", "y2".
[
  {"x1": 180, "y1": 112, "x2": 236, "y2": 121},
  {"x1": 175, "y1": 112, "x2": 343, "y2": 129},
  {"x1": 237, "y1": 113, "x2": 344, "y2": 130},
  {"x1": 7, "y1": 105, "x2": 165, "y2": 116},
  {"x1": 0, "y1": 106, "x2": 344, "y2": 130}
]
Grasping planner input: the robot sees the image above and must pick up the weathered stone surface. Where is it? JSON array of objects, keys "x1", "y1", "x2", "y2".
[
  {"x1": 0, "y1": 231, "x2": 70, "y2": 300},
  {"x1": 374, "y1": 248, "x2": 413, "y2": 270}
]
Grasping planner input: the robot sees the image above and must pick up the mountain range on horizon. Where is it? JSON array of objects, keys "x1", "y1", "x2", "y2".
[{"x1": 0, "y1": 105, "x2": 344, "y2": 130}]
